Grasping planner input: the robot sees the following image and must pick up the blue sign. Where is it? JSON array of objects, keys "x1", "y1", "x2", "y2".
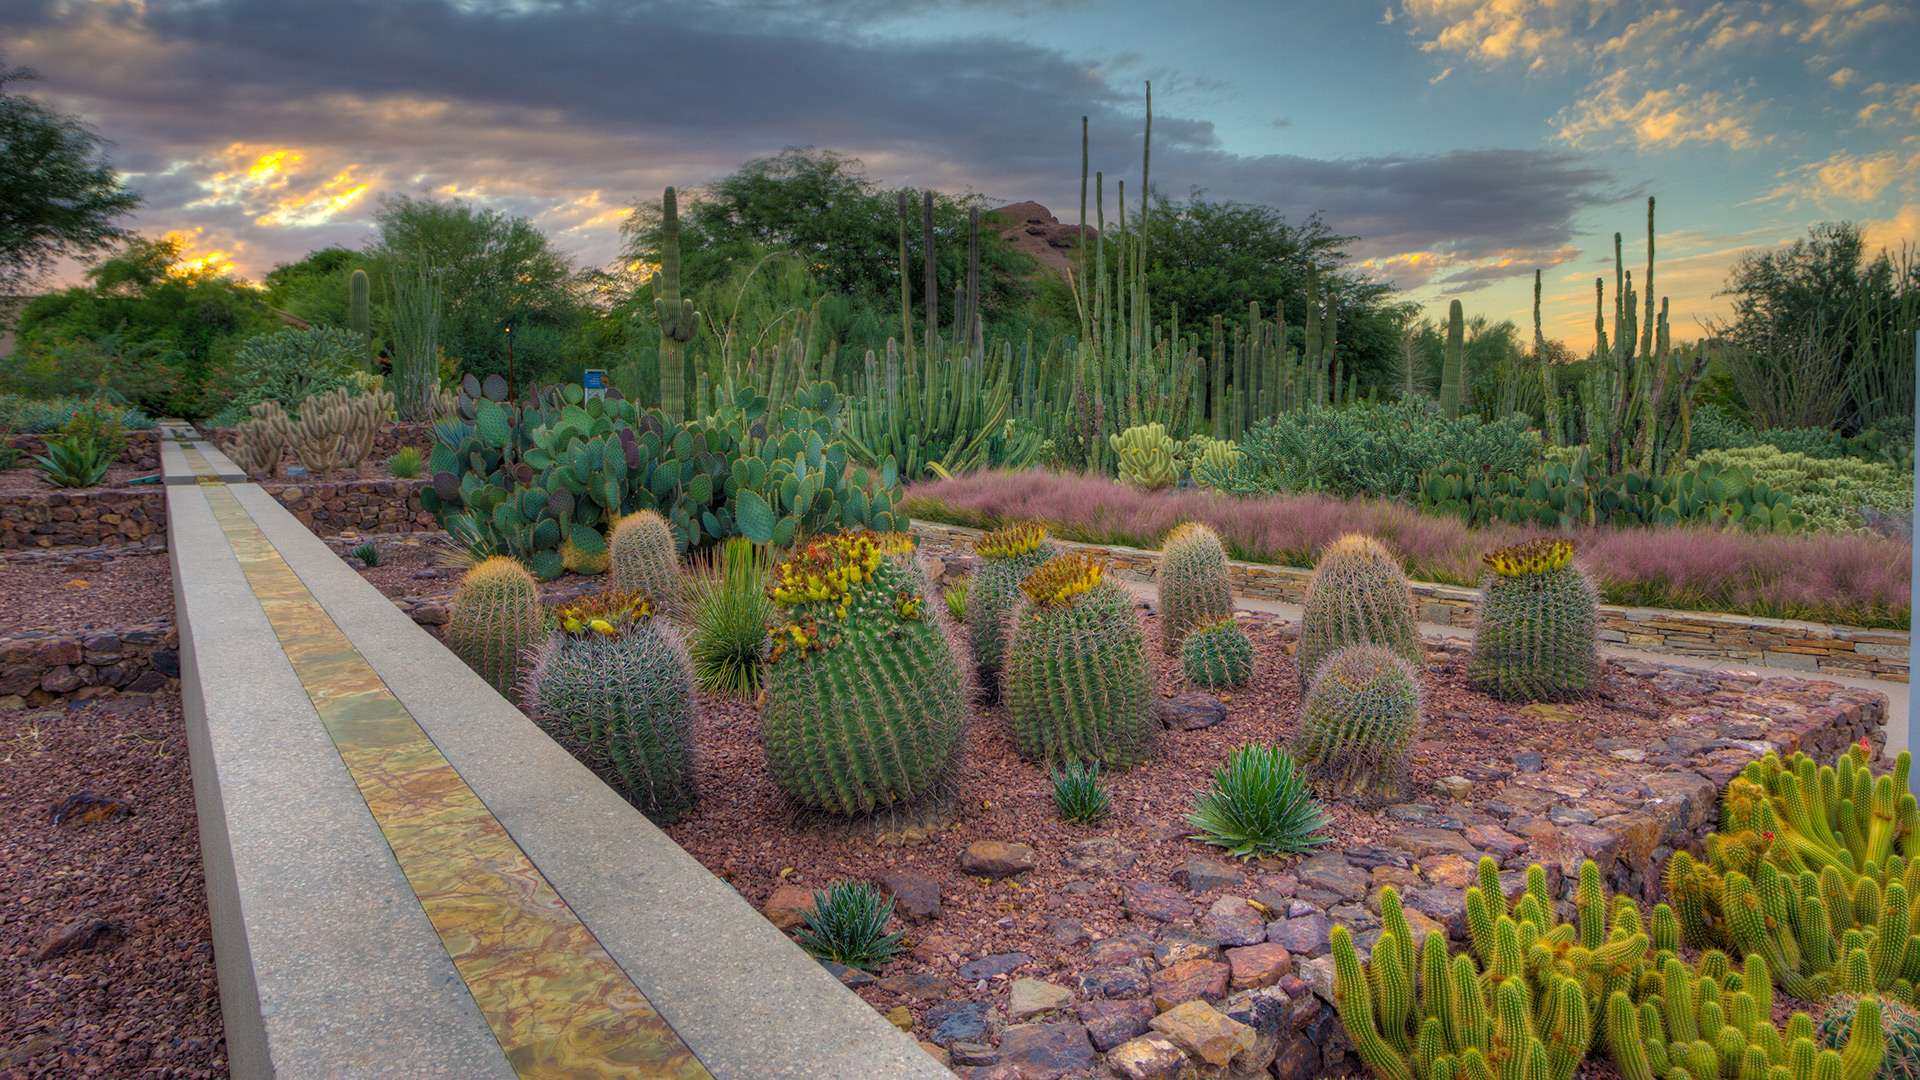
[{"x1": 583, "y1": 368, "x2": 608, "y2": 400}]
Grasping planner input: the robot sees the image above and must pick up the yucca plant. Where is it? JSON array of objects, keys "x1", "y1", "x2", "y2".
[
  {"x1": 350, "y1": 541, "x2": 381, "y2": 567},
  {"x1": 793, "y1": 881, "x2": 904, "y2": 972},
  {"x1": 685, "y1": 537, "x2": 773, "y2": 698},
  {"x1": 1186, "y1": 744, "x2": 1329, "y2": 859},
  {"x1": 1051, "y1": 763, "x2": 1112, "y2": 825},
  {"x1": 33, "y1": 435, "x2": 112, "y2": 488},
  {"x1": 944, "y1": 581, "x2": 969, "y2": 622},
  {"x1": 387, "y1": 446, "x2": 424, "y2": 479}
]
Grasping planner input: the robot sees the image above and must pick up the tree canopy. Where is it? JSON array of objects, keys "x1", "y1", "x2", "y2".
[{"x1": 0, "y1": 62, "x2": 141, "y2": 294}]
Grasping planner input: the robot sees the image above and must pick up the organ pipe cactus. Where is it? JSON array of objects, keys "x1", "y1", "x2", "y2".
[
  {"x1": 1181, "y1": 617, "x2": 1253, "y2": 689},
  {"x1": 1157, "y1": 521, "x2": 1233, "y2": 656},
  {"x1": 1293, "y1": 644, "x2": 1420, "y2": 803},
  {"x1": 1468, "y1": 538, "x2": 1599, "y2": 702},
  {"x1": 965, "y1": 522, "x2": 1055, "y2": 702},
  {"x1": 1297, "y1": 534, "x2": 1422, "y2": 690},
  {"x1": 446, "y1": 556, "x2": 543, "y2": 703},
  {"x1": 1004, "y1": 553, "x2": 1156, "y2": 767},
  {"x1": 1439, "y1": 299, "x2": 1464, "y2": 419},
  {"x1": 655, "y1": 187, "x2": 698, "y2": 424}
]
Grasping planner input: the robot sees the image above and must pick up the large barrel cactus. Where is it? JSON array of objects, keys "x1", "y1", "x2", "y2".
[
  {"x1": 447, "y1": 556, "x2": 543, "y2": 702},
  {"x1": 1468, "y1": 538, "x2": 1599, "y2": 702},
  {"x1": 1292, "y1": 643, "x2": 1421, "y2": 803},
  {"x1": 761, "y1": 532, "x2": 965, "y2": 817},
  {"x1": 523, "y1": 592, "x2": 697, "y2": 823},
  {"x1": 1297, "y1": 534, "x2": 1422, "y2": 689},
  {"x1": 966, "y1": 522, "x2": 1056, "y2": 702},
  {"x1": 1158, "y1": 521, "x2": 1233, "y2": 656},
  {"x1": 1181, "y1": 617, "x2": 1254, "y2": 689},
  {"x1": 1004, "y1": 553, "x2": 1156, "y2": 768},
  {"x1": 610, "y1": 510, "x2": 681, "y2": 610}
]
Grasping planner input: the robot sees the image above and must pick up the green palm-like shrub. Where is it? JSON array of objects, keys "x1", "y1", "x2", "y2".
[
  {"x1": 761, "y1": 532, "x2": 965, "y2": 817},
  {"x1": 1158, "y1": 521, "x2": 1233, "y2": 655},
  {"x1": 523, "y1": 594, "x2": 697, "y2": 823},
  {"x1": 685, "y1": 538, "x2": 773, "y2": 698},
  {"x1": 1050, "y1": 763, "x2": 1112, "y2": 825},
  {"x1": 966, "y1": 521, "x2": 1056, "y2": 702},
  {"x1": 1181, "y1": 617, "x2": 1254, "y2": 689},
  {"x1": 1469, "y1": 538, "x2": 1599, "y2": 702},
  {"x1": 1293, "y1": 644, "x2": 1421, "y2": 803},
  {"x1": 350, "y1": 541, "x2": 381, "y2": 567},
  {"x1": 1296, "y1": 533, "x2": 1422, "y2": 689},
  {"x1": 609, "y1": 510, "x2": 681, "y2": 610},
  {"x1": 794, "y1": 881, "x2": 904, "y2": 972},
  {"x1": 1821, "y1": 996, "x2": 1920, "y2": 1080},
  {"x1": 387, "y1": 446, "x2": 424, "y2": 478},
  {"x1": 446, "y1": 556, "x2": 544, "y2": 703},
  {"x1": 1186, "y1": 744, "x2": 1329, "y2": 858},
  {"x1": 1004, "y1": 553, "x2": 1156, "y2": 768},
  {"x1": 33, "y1": 435, "x2": 113, "y2": 488}
]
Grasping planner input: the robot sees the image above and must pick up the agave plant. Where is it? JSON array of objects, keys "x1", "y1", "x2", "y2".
[
  {"x1": 1186, "y1": 744, "x2": 1329, "y2": 858},
  {"x1": 792, "y1": 881, "x2": 904, "y2": 972},
  {"x1": 33, "y1": 435, "x2": 112, "y2": 489}
]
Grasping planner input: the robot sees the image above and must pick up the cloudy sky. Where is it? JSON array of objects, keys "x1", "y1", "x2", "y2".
[{"x1": 5, "y1": 0, "x2": 1916, "y2": 341}]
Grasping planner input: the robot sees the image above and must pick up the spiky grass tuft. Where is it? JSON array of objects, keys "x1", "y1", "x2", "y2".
[
  {"x1": 793, "y1": 881, "x2": 904, "y2": 972},
  {"x1": 1186, "y1": 744, "x2": 1329, "y2": 859},
  {"x1": 1050, "y1": 763, "x2": 1112, "y2": 825}
]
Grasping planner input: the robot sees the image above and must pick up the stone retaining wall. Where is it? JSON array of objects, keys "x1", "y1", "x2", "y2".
[
  {"x1": 263, "y1": 478, "x2": 434, "y2": 536},
  {"x1": 912, "y1": 520, "x2": 1912, "y2": 684},
  {"x1": 0, "y1": 621, "x2": 179, "y2": 708},
  {"x1": 0, "y1": 489, "x2": 165, "y2": 550},
  {"x1": 5, "y1": 429, "x2": 162, "y2": 470}
]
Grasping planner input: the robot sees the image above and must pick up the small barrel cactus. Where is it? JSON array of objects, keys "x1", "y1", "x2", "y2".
[
  {"x1": 1158, "y1": 521, "x2": 1234, "y2": 656},
  {"x1": 966, "y1": 522, "x2": 1056, "y2": 702},
  {"x1": 610, "y1": 510, "x2": 681, "y2": 610},
  {"x1": 1182, "y1": 617, "x2": 1254, "y2": 689},
  {"x1": 1821, "y1": 996, "x2": 1920, "y2": 1080},
  {"x1": 523, "y1": 592, "x2": 697, "y2": 823},
  {"x1": 1005, "y1": 553, "x2": 1156, "y2": 768},
  {"x1": 761, "y1": 532, "x2": 966, "y2": 817},
  {"x1": 1296, "y1": 534, "x2": 1421, "y2": 690},
  {"x1": 1468, "y1": 538, "x2": 1599, "y2": 702},
  {"x1": 1292, "y1": 644, "x2": 1421, "y2": 803},
  {"x1": 447, "y1": 556, "x2": 544, "y2": 702}
]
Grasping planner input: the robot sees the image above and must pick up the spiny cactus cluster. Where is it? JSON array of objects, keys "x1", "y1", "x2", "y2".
[
  {"x1": 1293, "y1": 644, "x2": 1420, "y2": 803},
  {"x1": 522, "y1": 602, "x2": 697, "y2": 823},
  {"x1": 229, "y1": 400, "x2": 287, "y2": 477},
  {"x1": 1297, "y1": 534, "x2": 1422, "y2": 690},
  {"x1": 610, "y1": 511, "x2": 680, "y2": 608},
  {"x1": 966, "y1": 522, "x2": 1056, "y2": 702},
  {"x1": 1158, "y1": 521, "x2": 1233, "y2": 656},
  {"x1": 1110, "y1": 422, "x2": 1180, "y2": 489},
  {"x1": 1469, "y1": 537, "x2": 1599, "y2": 702},
  {"x1": 447, "y1": 556, "x2": 544, "y2": 702},
  {"x1": 285, "y1": 385, "x2": 392, "y2": 475},
  {"x1": 1821, "y1": 996, "x2": 1920, "y2": 1080},
  {"x1": 1181, "y1": 617, "x2": 1253, "y2": 689},
  {"x1": 1004, "y1": 553, "x2": 1156, "y2": 768},
  {"x1": 760, "y1": 532, "x2": 965, "y2": 817}
]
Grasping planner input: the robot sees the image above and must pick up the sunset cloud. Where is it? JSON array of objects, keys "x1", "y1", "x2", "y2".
[{"x1": 1555, "y1": 71, "x2": 1764, "y2": 151}]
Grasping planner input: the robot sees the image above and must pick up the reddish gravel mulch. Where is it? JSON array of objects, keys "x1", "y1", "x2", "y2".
[
  {"x1": 0, "y1": 694, "x2": 225, "y2": 1079},
  {"x1": 0, "y1": 463, "x2": 157, "y2": 495},
  {"x1": 0, "y1": 552, "x2": 175, "y2": 633}
]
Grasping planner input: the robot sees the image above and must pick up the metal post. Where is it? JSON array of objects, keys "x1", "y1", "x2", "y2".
[{"x1": 1909, "y1": 329, "x2": 1919, "y2": 787}]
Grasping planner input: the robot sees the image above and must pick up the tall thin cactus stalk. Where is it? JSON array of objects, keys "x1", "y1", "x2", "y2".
[
  {"x1": 1439, "y1": 300, "x2": 1465, "y2": 419},
  {"x1": 348, "y1": 267, "x2": 371, "y2": 370},
  {"x1": 655, "y1": 187, "x2": 698, "y2": 424},
  {"x1": 1535, "y1": 269, "x2": 1560, "y2": 447},
  {"x1": 388, "y1": 261, "x2": 441, "y2": 422}
]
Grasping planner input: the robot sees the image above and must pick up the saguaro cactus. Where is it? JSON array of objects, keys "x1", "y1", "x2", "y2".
[
  {"x1": 348, "y1": 267, "x2": 371, "y2": 367},
  {"x1": 655, "y1": 187, "x2": 699, "y2": 424},
  {"x1": 1439, "y1": 299, "x2": 1465, "y2": 419}
]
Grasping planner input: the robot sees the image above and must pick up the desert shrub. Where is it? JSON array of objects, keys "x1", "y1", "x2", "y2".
[
  {"x1": 1760, "y1": 425, "x2": 1844, "y2": 460},
  {"x1": 228, "y1": 326, "x2": 364, "y2": 413},
  {"x1": 1686, "y1": 402, "x2": 1760, "y2": 454},
  {"x1": 1232, "y1": 400, "x2": 1540, "y2": 501},
  {"x1": 1181, "y1": 618, "x2": 1253, "y2": 689},
  {"x1": 1470, "y1": 538, "x2": 1599, "y2": 702},
  {"x1": 387, "y1": 446, "x2": 423, "y2": 478},
  {"x1": 1294, "y1": 644, "x2": 1421, "y2": 803},
  {"x1": 685, "y1": 538, "x2": 773, "y2": 698},
  {"x1": 1694, "y1": 446, "x2": 1911, "y2": 532},
  {"x1": 1186, "y1": 744, "x2": 1328, "y2": 858},
  {"x1": 1050, "y1": 763, "x2": 1112, "y2": 825},
  {"x1": 1004, "y1": 553, "x2": 1156, "y2": 767},
  {"x1": 793, "y1": 881, "x2": 903, "y2": 972},
  {"x1": 0, "y1": 394, "x2": 153, "y2": 435}
]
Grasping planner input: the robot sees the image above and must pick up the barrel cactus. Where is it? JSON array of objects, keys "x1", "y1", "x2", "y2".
[
  {"x1": 1182, "y1": 617, "x2": 1254, "y2": 689},
  {"x1": 1004, "y1": 553, "x2": 1156, "y2": 768},
  {"x1": 1821, "y1": 996, "x2": 1920, "y2": 1080},
  {"x1": 447, "y1": 556, "x2": 543, "y2": 703},
  {"x1": 1468, "y1": 538, "x2": 1599, "y2": 702},
  {"x1": 1292, "y1": 644, "x2": 1421, "y2": 803},
  {"x1": 761, "y1": 532, "x2": 966, "y2": 817},
  {"x1": 1158, "y1": 521, "x2": 1233, "y2": 655},
  {"x1": 522, "y1": 592, "x2": 697, "y2": 823},
  {"x1": 966, "y1": 522, "x2": 1056, "y2": 702},
  {"x1": 610, "y1": 510, "x2": 680, "y2": 610},
  {"x1": 1296, "y1": 534, "x2": 1422, "y2": 690}
]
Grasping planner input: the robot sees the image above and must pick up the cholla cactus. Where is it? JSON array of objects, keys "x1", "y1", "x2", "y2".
[
  {"x1": 285, "y1": 385, "x2": 392, "y2": 475},
  {"x1": 761, "y1": 532, "x2": 965, "y2": 816},
  {"x1": 1186, "y1": 436, "x2": 1241, "y2": 489},
  {"x1": 1181, "y1": 617, "x2": 1253, "y2": 688},
  {"x1": 1109, "y1": 422, "x2": 1180, "y2": 489},
  {"x1": 1158, "y1": 521, "x2": 1233, "y2": 655},
  {"x1": 1004, "y1": 553, "x2": 1156, "y2": 767},
  {"x1": 229, "y1": 401, "x2": 289, "y2": 477},
  {"x1": 966, "y1": 522, "x2": 1056, "y2": 702},
  {"x1": 610, "y1": 510, "x2": 680, "y2": 609},
  {"x1": 1293, "y1": 644, "x2": 1420, "y2": 802},
  {"x1": 1469, "y1": 538, "x2": 1598, "y2": 702},
  {"x1": 447, "y1": 556, "x2": 543, "y2": 702},
  {"x1": 1296, "y1": 534, "x2": 1422, "y2": 689},
  {"x1": 522, "y1": 603, "x2": 697, "y2": 823}
]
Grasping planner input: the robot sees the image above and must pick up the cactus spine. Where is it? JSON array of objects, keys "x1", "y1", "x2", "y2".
[
  {"x1": 1004, "y1": 553, "x2": 1156, "y2": 767},
  {"x1": 655, "y1": 187, "x2": 698, "y2": 424},
  {"x1": 1158, "y1": 521, "x2": 1233, "y2": 656},
  {"x1": 610, "y1": 510, "x2": 681, "y2": 610},
  {"x1": 1293, "y1": 644, "x2": 1420, "y2": 803},
  {"x1": 1439, "y1": 299, "x2": 1465, "y2": 419},
  {"x1": 1181, "y1": 617, "x2": 1253, "y2": 689},
  {"x1": 966, "y1": 522, "x2": 1055, "y2": 702},
  {"x1": 1468, "y1": 538, "x2": 1599, "y2": 702},
  {"x1": 1297, "y1": 534, "x2": 1422, "y2": 689},
  {"x1": 447, "y1": 556, "x2": 543, "y2": 702}
]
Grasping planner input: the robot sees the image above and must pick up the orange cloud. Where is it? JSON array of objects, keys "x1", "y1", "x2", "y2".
[
  {"x1": 254, "y1": 166, "x2": 371, "y2": 227},
  {"x1": 160, "y1": 227, "x2": 239, "y2": 279},
  {"x1": 1864, "y1": 205, "x2": 1920, "y2": 255},
  {"x1": 1556, "y1": 70, "x2": 1763, "y2": 150}
]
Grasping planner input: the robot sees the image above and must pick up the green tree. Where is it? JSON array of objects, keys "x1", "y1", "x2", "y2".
[{"x1": 0, "y1": 61, "x2": 141, "y2": 293}]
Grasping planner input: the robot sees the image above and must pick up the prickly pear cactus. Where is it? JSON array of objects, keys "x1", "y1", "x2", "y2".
[
  {"x1": 610, "y1": 510, "x2": 680, "y2": 609},
  {"x1": 1294, "y1": 644, "x2": 1420, "y2": 803},
  {"x1": 560, "y1": 528, "x2": 609, "y2": 575},
  {"x1": 1004, "y1": 553, "x2": 1156, "y2": 768},
  {"x1": 761, "y1": 533, "x2": 965, "y2": 817},
  {"x1": 1181, "y1": 617, "x2": 1253, "y2": 689},
  {"x1": 446, "y1": 556, "x2": 543, "y2": 703},
  {"x1": 1296, "y1": 534, "x2": 1422, "y2": 690},
  {"x1": 966, "y1": 522, "x2": 1056, "y2": 702},
  {"x1": 1158, "y1": 521, "x2": 1233, "y2": 655},
  {"x1": 1468, "y1": 538, "x2": 1598, "y2": 702}
]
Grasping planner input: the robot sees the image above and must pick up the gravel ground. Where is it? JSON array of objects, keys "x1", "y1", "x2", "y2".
[
  {"x1": 0, "y1": 463, "x2": 157, "y2": 495},
  {"x1": 0, "y1": 551, "x2": 175, "y2": 633}
]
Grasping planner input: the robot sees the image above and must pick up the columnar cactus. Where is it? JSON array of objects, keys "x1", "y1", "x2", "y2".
[
  {"x1": 1439, "y1": 298, "x2": 1465, "y2": 419},
  {"x1": 1296, "y1": 534, "x2": 1422, "y2": 689},
  {"x1": 761, "y1": 533, "x2": 965, "y2": 817},
  {"x1": 1181, "y1": 617, "x2": 1253, "y2": 689},
  {"x1": 1821, "y1": 996, "x2": 1920, "y2": 1080},
  {"x1": 1469, "y1": 538, "x2": 1599, "y2": 702},
  {"x1": 348, "y1": 267, "x2": 371, "y2": 364},
  {"x1": 447, "y1": 556, "x2": 543, "y2": 702},
  {"x1": 965, "y1": 522, "x2": 1055, "y2": 702},
  {"x1": 1292, "y1": 644, "x2": 1420, "y2": 803},
  {"x1": 523, "y1": 593, "x2": 696, "y2": 822},
  {"x1": 285, "y1": 384, "x2": 392, "y2": 475},
  {"x1": 655, "y1": 187, "x2": 699, "y2": 424},
  {"x1": 1004, "y1": 553, "x2": 1156, "y2": 767},
  {"x1": 610, "y1": 510, "x2": 680, "y2": 609},
  {"x1": 1157, "y1": 521, "x2": 1233, "y2": 655},
  {"x1": 1109, "y1": 422, "x2": 1180, "y2": 489},
  {"x1": 229, "y1": 400, "x2": 288, "y2": 477}
]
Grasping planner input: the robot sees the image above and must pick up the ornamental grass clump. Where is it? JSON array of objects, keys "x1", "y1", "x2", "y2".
[
  {"x1": 684, "y1": 538, "x2": 773, "y2": 698},
  {"x1": 447, "y1": 555, "x2": 543, "y2": 703},
  {"x1": 1181, "y1": 617, "x2": 1254, "y2": 688},
  {"x1": 1186, "y1": 744, "x2": 1327, "y2": 858},
  {"x1": 1004, "y1": 553, "x2": 1156, "y2": 768},
  {"x1": 1469, "y1": 537, "x2": 1599, "y2": 702},
  {"x1": 1158, "y1": 521, "x2": 1234, "y2": 656},
  {"x1": 793, "y1": 881, "x2": 904, "y2": 972},
  {"x1": 1297, "y1": 533, "x2": 1422, "y2": 689},
  {"x1": 1293, "y1": 644, "x2": 1420, "y2": 804},
  {"x1": 1050, "y1": 763, "x2": 1112, "y2": 825},
  {"x1": 760, "y1": 532, "x2": 965, "y2": 817},
  {"x1": 966, "y1": 521, "x2": 1055, "y2": 701}
]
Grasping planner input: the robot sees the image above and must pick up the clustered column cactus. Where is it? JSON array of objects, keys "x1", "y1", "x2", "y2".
[
  {"x1": 965, "y1": 521, "x2": 1056, "y2": 702},
  {"x1": 1157, "y1": 521, "x2": 1234, "y2": 655},
  {"x1": 655, "y1": 187, "x2": 699, "y2": 424},
  {"x1": 760, "y1": 532, "x2": 965, "y2": 817},
  {"x1": 610, "y1": 510, "x2": 681, "y2": 609},
  {"x1": 1181, "y1": 617, "x2": 1253, "y2": 689},
  {"x1": 522, "y1": 592, "x2": 697, "y2": 823},
  {"x1": 447, "y1": 555, "x2": 544, "y2": 703},
  {"x1": 284, "y1": 385, "x2": 393, "y2": 476},
  {"x1": 1004, "y1": 552, "x2": 1156, "y2": 767},
  {"x1": 1293, "y1": 643, "x2": 1420, "y2": 803},
  {"x1": 1468, "y1": 538, "x2": 1599, "y2": 702},
  {"x1": 229, "y1": 400, "x2": 288, "y2": 477},
  {"x1": 1297, "y1": 534, "x2": 1422, "y2": 690},
  {"x1": 1109, "y1": 422, "x2": 1180, "y2": 489}
]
